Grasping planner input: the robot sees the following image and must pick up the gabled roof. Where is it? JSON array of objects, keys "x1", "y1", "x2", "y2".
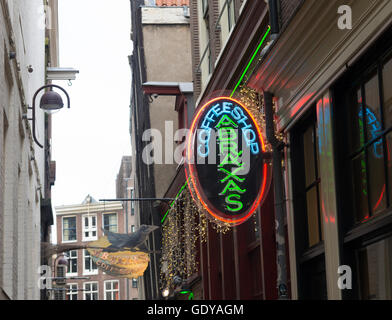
[{"x1": 81, "y1": 194, "x2": 98, "y2": 205}]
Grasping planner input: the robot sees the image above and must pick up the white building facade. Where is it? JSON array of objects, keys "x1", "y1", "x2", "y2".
[{"x1": 0, "y1": 0, "x2": 59, "y2": 299}]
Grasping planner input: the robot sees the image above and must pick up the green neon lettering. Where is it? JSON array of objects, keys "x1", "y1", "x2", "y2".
[
  {"x1": 219, "y1": 141, "x2": 238, "y2": 154},
  {"x1": 216, "y1": 115, "x2": 238, "y2": 128},
  {"x1": 219, "y1": 150, "x2": 243, "y2": 167},
  {"x1": 226, "y1": 194, "x2": 244, "y2": 212},
  {"x1": 218, "y1": 127, "x2": 237, "y2": 141},
  {"x1": 219, "y1": 167, "x2": 245, "y2": 183},
  {"x1": 220, "y1": 180, "x2": 247, "y2": 195}
]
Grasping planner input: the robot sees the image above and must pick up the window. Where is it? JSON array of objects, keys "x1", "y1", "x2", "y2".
[
  {"x1": 291, "y1": 110, "x2": 327, "y2": 299},
  {"x1": 104, "y1": 280, "x2": 120, "y2": 300},
  {"x1": 84, "y1": 282, "x2": 98, "y2": 300},
  {"x1": 334, "y1": 32, "x2": 392, "y2": 300},
  {"x1": 201, "y1": 0, "x2": 212, "y2": 75},
  {"x1": 227, "y1": 0, "x2": 235, "y2": 31},
  {"x1": 130, "y1": 189, "x2": 135, "y2": 216},
  {"x1": 83, "y1": 214, "x2": 97, "y2": 241},
  {"x1": 62, "y1": 216, "x2": 76, "y2": 242},
  {"x1": 202, "y1": 0, "x2": 208, "y2": 15},
  {"x1": 292, "y1": 112, "x2": 324, "y2": 249},
  {"x1": 66, "y1": 250, "x2": 78, "y2": 275},
  {"x1": 103, "y1": 213, "x2": 118, "y2": 232},
  {"x1": 84, "y1": 249, "x2": 98, "y2": 275},
  {"x1": 337, "y1": 53, "x2": 392, "y2": 225},
  {"x1": 131, "y1": 225, "x2": 136, "y2": 233},
  {"x1": 66, "y1": 284, "x2": 78, "y2": 300},
  {"x1": 132, "y1": 278, "x2": 138, "y2": 289},
  {"x1": 357, "y1": 236, "x2": 392, "y2": 299},
  {"x1": 303, "y1": 122, "x2": 323, "y2": 247},
  {"x1": 205, "y1": 14, "x2": 212, "y2": 75}
]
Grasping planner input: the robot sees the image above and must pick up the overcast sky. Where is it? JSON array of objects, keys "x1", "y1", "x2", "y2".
[{"x1": 51, "y1": 0, "x2": 133, "y2": 207}]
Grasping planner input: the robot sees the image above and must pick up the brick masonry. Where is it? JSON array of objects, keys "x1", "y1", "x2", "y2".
[
  {"x1": 55, "y1": 204, "x2": 129, "y2": 300},
  {"x1": 190, "y1": 0, "x2": 202, "y2": 99}
]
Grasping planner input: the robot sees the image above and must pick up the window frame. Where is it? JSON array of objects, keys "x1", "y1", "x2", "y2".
[
  {"x1": 83, "y1": 249, "x2": 98, "y2": 275},
  {"x1": 335, "y1": 47, "x2": 392, "y2": 234},
  {"x1": 102, "y1": 212, "x2": 118, "y2": 233},
  {"x1": 202, "y1": 0, "x2": 209, "y2": 16},
  {"x1": 83, "y1": 282, "x2": 99, "y2": 301},
  {"x1": 82, "y1": 214, "x2": 98, "y2": 242},
  {"x1": 66, "y1": 250, "x2": 78, "y2": 276},
  {"x1": 130, "y1": 188, "x2": 135, "y2": 216},
  {"x1": 66, "y1": 283, "x2": 78, "y2": 301},
  {"x1": 132, "y1": 278, "x2": 138, "y2": 289},
  {"x1": 333, "y1": 30, "x2": 392, "y2": 300},
  {"x1": 104, "y1": 280, "x2": 120, "y2": 300},
  {"x1": 290, "y1": 108, "x2": 327, "y2": 299},
  {"x1": 291, "y1": 110, "x2": 324, "y2": 254},
  {"x1": 62, "y1": 216, "x2": 77, "y2": 243},
  {"x1": 346, "y1": 67, "x2": 390, "y2": 221},
  {"x1": 227, "y1": 0, "x2": 236, "y2": 32}
]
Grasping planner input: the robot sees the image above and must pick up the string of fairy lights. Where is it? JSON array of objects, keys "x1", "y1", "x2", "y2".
[
  {"x1": 160, "y1": 25, "x2": 285, "y2": 294},
  {"x1": 160, "y1": 188, "x2": 203, "y2": 292},
  {"x1": 160, "y1": 85, "x2": 285, "y2": 293}
]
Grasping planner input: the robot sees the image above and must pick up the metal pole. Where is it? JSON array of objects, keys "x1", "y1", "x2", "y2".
[
  {"x1": 268, "y1": 0, "x2": 280, "y2": 40},
  {"x1": 99, "y1": 198, "x2": 175, "y2": 202},
  {"x1": 31, "y1": 84, "x2": 71, "y2": 148},
  {"x1": 264, "y1": 91, "x2": 288, "y2": 300}
]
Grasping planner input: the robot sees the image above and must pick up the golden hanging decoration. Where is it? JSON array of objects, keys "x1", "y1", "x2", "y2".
[
  {"x1": 160, "y1": 86, "x2": 284, "y2": 292},
  {"x1": 236, "y1": 85, "x2": 284, "y2": 144},
  {"x1": 160, "y1": 186, "x2": 204, "y2": 292}
]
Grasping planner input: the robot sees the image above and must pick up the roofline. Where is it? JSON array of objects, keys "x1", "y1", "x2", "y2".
[
  {"x1": 143, "y1": 82, "x2": 193, "y2": 96},
  {"x1": 55, "y1": 201, "x2": 123, "y2": 215}
]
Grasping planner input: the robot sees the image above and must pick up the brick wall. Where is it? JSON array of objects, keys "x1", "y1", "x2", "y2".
[
  {"x1": 209, "y1": 0, "x2": 221, "y2": 65},
  {"x1": 56, "y1": 208, "x2": 129, "y2": 300},
  {"x1": 190, "y1": 0, "x2": 202, "y2": 99}
]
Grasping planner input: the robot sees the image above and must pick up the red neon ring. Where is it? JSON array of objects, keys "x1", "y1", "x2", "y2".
[{"x1": 186, "y1": 96, "x2": 268, "y2": 225}]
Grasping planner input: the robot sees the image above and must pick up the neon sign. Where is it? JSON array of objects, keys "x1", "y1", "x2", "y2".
[
  {"x1": 186, "y1": 97, "x2": 270, "y2": 226},
  {"x1": 359, "y1": 105, "x2": 383, "y2": 158}
]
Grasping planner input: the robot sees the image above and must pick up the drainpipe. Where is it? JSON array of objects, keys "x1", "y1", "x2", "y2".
[
  {"x1": 268, "y1": 0, "x2": 280, "y2": 40},
  {"x1": 264, "y1": 91, "x2": 288, "y2": 300}
]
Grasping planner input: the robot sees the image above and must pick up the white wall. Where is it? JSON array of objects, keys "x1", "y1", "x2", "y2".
[{"x1": 0, "y1": 0, "x2": 48, "y2": 300}]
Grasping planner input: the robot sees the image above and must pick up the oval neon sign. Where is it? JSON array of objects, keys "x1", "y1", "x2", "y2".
[{"x1": 186, "y1": 97, "x2": 270, "y2": 226}]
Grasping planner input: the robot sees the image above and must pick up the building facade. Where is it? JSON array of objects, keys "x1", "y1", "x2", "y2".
[
  {"x1": 128, "y1": 0, "x2": 392, "y2": 300},
  {"x1": 55, "y1": 196, "x2": 128, "y2": 300},
  {"x1": 115, "y1": 156, "x2": 143, "y2": 300},
  {"x1": 247, "y1": 0, "x2": 392, "y2": 300},
  {"x1": 129, "y1": 0, "x2": 193, "y2": 299},
  {"x1": 158, "y1": 0, "x2": 392, "y2": 301},
  {"x1": 163, "y1": 0, "x2": 279, "y2": 300},
  {"x1": 0, "y1": 0, "x2": 59, "y2": 300}
]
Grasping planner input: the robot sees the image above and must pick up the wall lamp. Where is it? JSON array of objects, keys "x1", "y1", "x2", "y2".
[{"x1": 26, "y1": 84, "x2": 70, "y2": 149}]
